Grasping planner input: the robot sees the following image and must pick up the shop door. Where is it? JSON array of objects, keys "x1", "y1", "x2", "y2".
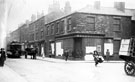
[{"x1": 74, "y1": 38, "x2": 82, "y2": 58}]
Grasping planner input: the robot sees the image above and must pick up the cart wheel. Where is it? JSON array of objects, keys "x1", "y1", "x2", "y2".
[{"x1": 124, "y1": 61, "x2": 135, "y2": 76}]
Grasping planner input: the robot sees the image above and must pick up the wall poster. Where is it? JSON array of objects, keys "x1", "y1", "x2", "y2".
[
  {"x1": 85, "y1": 46, "x2": 96, "y2": 61},
  {"x1": 56, "y1": 42, "x2": 63, "y2": 56}
]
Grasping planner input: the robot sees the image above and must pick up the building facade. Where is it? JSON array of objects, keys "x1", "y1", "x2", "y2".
[
  {"x1": 9, "y1": 2, "x2": 135, "y2": 60},
  {"x1": 44, "y1": 11, "x2": 133, "y2": 60}
]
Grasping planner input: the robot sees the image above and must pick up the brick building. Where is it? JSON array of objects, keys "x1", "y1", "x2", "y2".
[
  {"x1": 43, "y1": 2, "x2": 135, "y2": 60},
  {"x1": 9, "y1": 2, "x2": 135, "y2": 60},
  {"x1": 9, "y1": 28, "x2": 20, "y2": 42}
]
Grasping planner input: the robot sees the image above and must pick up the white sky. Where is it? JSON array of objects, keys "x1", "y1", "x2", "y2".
[{"x1": 7, "y1": 0, "x2": 135, "y2": 32}]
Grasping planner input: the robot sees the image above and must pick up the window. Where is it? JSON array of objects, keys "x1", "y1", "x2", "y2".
[
  {"x1": 36, "y1": 32, "x2": 38, "y2": 40},
  {"x1": 56, "y1": 22, "x2": 60, "y2": 34},
  {"x1": 46, "y1": 25, "x2": 49, "y2": 35},
  {"x1": 67, "y1": 18, "x2": 71, "y2": 31},
  {"x1": 31, "y1": 33, "x2": 34, "y2": 41},
  {"x1": 51, "y1": 24, "x2": 54, "y2": 35},
  {"x1": 113, "y1": 18, "x2": 121, "y2": 31},
  {"x1": 41, "y1": 30, "x2": 44, "y2": 39},
  {"x1": 86, "y1": 16, "x2": 95, "y2": 31},
  {"x1": 32, "y1": 34, "x2": 34, "y2": 41},
  {"x1": 61, "y1": 20, "x2": 64, "y2": 33}
]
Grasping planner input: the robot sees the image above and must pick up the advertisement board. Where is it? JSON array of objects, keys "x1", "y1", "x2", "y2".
[{"x1": 119, "y1": 39, "x2": 130, "y2": 56}]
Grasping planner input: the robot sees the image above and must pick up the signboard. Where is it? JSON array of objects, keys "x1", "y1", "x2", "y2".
[
  {"x1": 86, "y1": 46, "x2": 96, "y2": 54},
  {"x1": 85, "y1": 46, "x2": 96, "y2": 61},
  {"x1": 97, "y1": 45, "x2": 101, "y2": 52},
  {"x1": 41, "y1": 46, "x2": 45, "y2": 57},
  {"x1": 119, "y1": 39, "x2": 130, "y2": 56},
  {"x1": 51, "y1": 43, "x2": 54, "y2": 54},
  {"x1": 56, "y1": 42, "x2": 63, "y2": 56}
]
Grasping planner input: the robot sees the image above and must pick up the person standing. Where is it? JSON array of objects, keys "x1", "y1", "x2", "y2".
[
  {"x1": 0, "y1": 48, "x2": 6, "y2": 67},
  {"x1": 106, "y1": 49, "x2": 110, "y2": 61},
  {"x1": 41, "y1": 46, "x2": 45, "y2": 58},
  {"x1": 33, "y1": 47, "x2": 38, "y2": 59},
  {"x1": 64, "y1": 49, "x2": 69, "y2": 61}
]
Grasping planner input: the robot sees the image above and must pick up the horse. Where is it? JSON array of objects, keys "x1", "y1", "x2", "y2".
[{"x1": 25, "y1": 48, "x2": 37, "y2": 59}]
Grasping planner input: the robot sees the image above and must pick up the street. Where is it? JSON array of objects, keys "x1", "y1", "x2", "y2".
[{"x1": 0, "y1": 57, "x2": 135, "y2": 82}]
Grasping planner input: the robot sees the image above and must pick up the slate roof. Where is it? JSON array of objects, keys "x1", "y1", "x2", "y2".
[{"x1": 77, "y1": 5, "x2": 135, "y2": 20}]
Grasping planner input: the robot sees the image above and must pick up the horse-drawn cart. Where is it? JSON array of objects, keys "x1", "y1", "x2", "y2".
[
  {"x1": 25, "y1": 47, "x2": 37, "y2": 59},
  {"x1": 119, "y1": 55, "x2": 135, "y2": 75},
  {"x1": 119, "y1": 38, "x2": 135, "y2": 76}
]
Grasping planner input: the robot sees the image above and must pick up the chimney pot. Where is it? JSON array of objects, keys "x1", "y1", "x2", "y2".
[
  {"x1": 94, "y1": 1, "x2": 100, "y2": 9},
  {"x1": 114, "y1": 2, "x2": 125, "y2": 12}
]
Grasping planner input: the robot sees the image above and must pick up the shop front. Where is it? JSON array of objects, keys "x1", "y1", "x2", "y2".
[{"x1": 55, "y1": 33, "x2": 105, "y2": 60}]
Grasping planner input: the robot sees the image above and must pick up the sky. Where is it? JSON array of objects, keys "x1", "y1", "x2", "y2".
[{"x1": 6, "y1": 0, "x2": 135, "y2": 33}]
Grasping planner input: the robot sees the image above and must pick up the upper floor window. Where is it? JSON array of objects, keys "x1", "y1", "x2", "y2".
[
  {"x1": 86, "y1": 16, "x2": 95, "y2": 31},
  {"x1": 113, "y1": 18, "x2": 121, "y2": 31},
  {"x1": 41, "y1": 30, "x2": 44, "y2": 39},
  {"x1": 67, "y1": 18, "x2": 71, "y2": 31},
  {"x1": 31, "y1": 33, "x2": 34, "y2": 41},
  {"x1": 46, "y1": 25, "x2": 49, "y2": 35},
  {"x1": 36, "y1": 32, "x2": 38, "y2": 40},
  {"x1": 60, "y1": 20, "x2": 64, "y2": 33},
  {"x1": 51, "y1": 24, "x2": 54, "y2": 35},
  {"x1": 56, "y1": 22, "x2": 60, "y2": 34}
]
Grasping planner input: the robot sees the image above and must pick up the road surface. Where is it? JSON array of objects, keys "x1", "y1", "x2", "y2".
[{"x1": 1, "y1": 57, "x2": 135, "y2": 82}]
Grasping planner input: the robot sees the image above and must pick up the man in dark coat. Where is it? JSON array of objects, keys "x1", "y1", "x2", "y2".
[
  {"x1": 0, "y1": 48, "x2": 6, "y2": 67},
  {"x1": 64, "y1": 49, "x2": 69, "y2": 61}
]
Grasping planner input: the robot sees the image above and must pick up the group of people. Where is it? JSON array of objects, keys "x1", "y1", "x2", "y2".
[
  {"x1": 0, "y1": 48, "x2": 6, "y2": 67},
  {"x1": 63, "y1": 49, "x2": 110, "y2": 66}
]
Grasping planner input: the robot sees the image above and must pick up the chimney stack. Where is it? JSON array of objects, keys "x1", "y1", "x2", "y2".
[
  {"x1": 114, "y1": 2, "x2": 125, "y2": 12},
  {"x1": 94, "y1": 1, "x2": 100, "y2": 9}
]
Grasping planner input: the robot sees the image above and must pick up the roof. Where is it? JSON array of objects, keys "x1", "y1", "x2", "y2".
[{"x1": 77, "y1": 5, "x2": 135, "y2": 20}]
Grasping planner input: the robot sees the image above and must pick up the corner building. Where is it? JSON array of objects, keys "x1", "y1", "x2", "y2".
[
  {"x1": 16, "y1": 2, "x2": 135, "y2": 60},
  {"x1": 45, "y1": 7, "x2": 135, "y2": 60}
]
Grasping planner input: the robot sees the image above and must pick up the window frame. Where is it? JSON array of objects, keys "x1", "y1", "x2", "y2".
[
  {"x1": 67, "y1": 17, "x2": 72, "y2": 31},
  {"x1": 86, "y1": 16, "x2": 96, "y2": 31},
  {"x1": 51, "y1": 23, "x2": 54, "y2": 35},
  {"x1": 56, "y1": 21, "x2": 60, "y2": 34},
  {"x1": 113, "y1": 17, "x2": 121, "y2": 32},
  {"x1": 41, "y1": 29, "x2": 44, "y2": 39},
  {"x1": 60, "y1": 20, "x2": 65, "y2": 33},
  {"x1": 36, "y1": 32, "x2": 38, "y2": 40},
  {"x1": 46, "y1": 25, "x2": 50, "y2": 36}
]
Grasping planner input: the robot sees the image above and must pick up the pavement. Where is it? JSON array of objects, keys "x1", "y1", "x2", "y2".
[
  {"x1": 0, "y1": 65, "x2": 27, "y2": 82},
  {"x1": 0, "y1": 56, "x2": 125, "y2": 82},
  {"x1": 35, "y1": 56, "x2": 125, "y2": 63}
]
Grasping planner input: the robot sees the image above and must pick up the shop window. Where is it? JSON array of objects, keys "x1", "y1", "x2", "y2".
[
  {"x1": 67, "y1": 18, "x2": 71, "y2": 31},
  {"x1": 104, "y1": 39, "x2": 113, "y2": 56},
  {"x1": 86, "y1": 16, "x2": 95, "y2": 31},
  {"x1": 113, "y1": 18, "x2": 121, "y2": 31}
]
